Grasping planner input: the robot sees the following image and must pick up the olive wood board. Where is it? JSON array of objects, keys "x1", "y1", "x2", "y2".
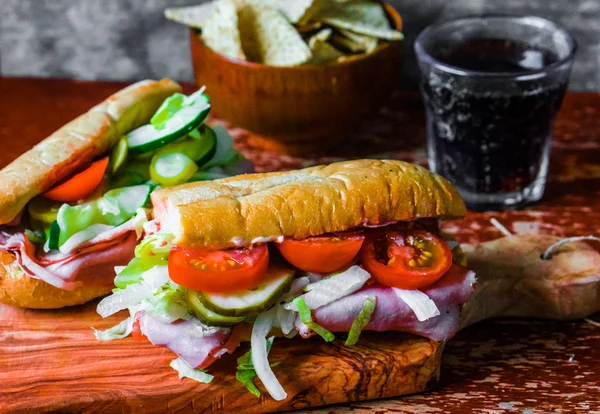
[{"x1": 0, "y1": 302, "x2": 442, "y2": 413}]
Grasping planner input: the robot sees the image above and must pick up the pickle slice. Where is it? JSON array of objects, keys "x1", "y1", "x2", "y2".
[
  {"x1": 198, "y1": 265, "x2": 294, "y2": 317},
  {"x1": 186, "y1": 290, "x2": 245, "y2": 327}
]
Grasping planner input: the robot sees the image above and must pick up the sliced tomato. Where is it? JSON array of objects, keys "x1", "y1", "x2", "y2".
[
  {"x1": 168, "y1": 244, "x2": 269, "y2": 293},
  {"x1": 43, "y1": 157, "x2": 109, "y2": 203},
  {"x1": 360, "y1": 228, "x2": 452, "y2": 290},
  {"x1": 276, "y1": 232, "x2": 365, "y2": 273}
]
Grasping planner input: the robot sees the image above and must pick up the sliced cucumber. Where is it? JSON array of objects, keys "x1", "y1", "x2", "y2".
[
  {"x1": 127, "y1": 94, "x2": 211, "y2": 155},
  {"x1": 186, "y1": 290, "x2": 245, "y2": 327},
  {"x1": 108, "y1": 184, "x2": 152, "y2": 213},
  {"x1": 155, "y1": 131, "x2": 216, "y2": 164},
  {"x1": 203, "y1": 126, "x2": 239, "y2": 169},
  {"x1": 198, "y1": 265, "x2": 294, "y2": 317},
  {"x1": 47, "y1": 221, "x2": 61, "y2": 250},
  {"x1": 150, "y1": 153, "x2": 199, "y2": 187},
  {"x1": 109, "y1": 159, "x2": 151, "y2": 189},
  {"x1": 109, "y1": 137, "x2": 129, "y2": 174}
]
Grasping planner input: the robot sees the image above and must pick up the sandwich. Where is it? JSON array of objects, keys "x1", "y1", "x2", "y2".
[
  {"x1": 0, "y1": 79, "x2": 249, "y2": 309},
  {"x1": 96, "y1": 159, "x2": 477, "y2": 400}
]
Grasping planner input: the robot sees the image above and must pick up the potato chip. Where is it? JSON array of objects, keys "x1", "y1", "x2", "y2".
[
  {"x1": 337, "y1": 28, "x2": 379, "y2": 52},
  {"x1": 164, "y1": 4, "x2": 215, "y2": 30},
  {"x1": 295, "y1": 21, "x2": 324, "y2": 34},
  {"x1": 307, "y1": 38, "x2": 344, "y2": 64},
  {"x1": 311, "y1": 27, "x2": 333, "y2": 42},
  {"x1": 330, "y1": 33, "x2": 364, "y2": 53},
  {"x1": 238, "y1": 2, "x2": 312, "y2": 66},
  {"x1": 316, "y1": 1, "x2": 403, "y2": 40},
  {"x1": 261, "y1": 0, "x2": 323, "y2": 25},
  {"x1": 202, "y1": 0, "x2": 247, "y2": 60}
]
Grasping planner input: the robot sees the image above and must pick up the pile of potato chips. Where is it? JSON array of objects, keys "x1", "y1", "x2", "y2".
[{"x1": 165, "y1": 0, "x2": 403, "y2": 66}]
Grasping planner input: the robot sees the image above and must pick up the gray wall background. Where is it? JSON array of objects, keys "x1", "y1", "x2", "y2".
[{"x1": 2, "y1": 0, "x2": 599, "y2": 90}]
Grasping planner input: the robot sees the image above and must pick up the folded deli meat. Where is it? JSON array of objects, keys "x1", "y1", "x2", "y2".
[
  {"x1": 0, "y1": 78, "x2": 250, "y2": 309},
  {"x1": 96, "y1": 159, "x2": 477, "y2": 401}
]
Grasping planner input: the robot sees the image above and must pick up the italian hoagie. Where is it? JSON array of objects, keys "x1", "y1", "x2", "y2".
[{"x1": 96, "y1": 159, "x2": 476, "y2": 401}]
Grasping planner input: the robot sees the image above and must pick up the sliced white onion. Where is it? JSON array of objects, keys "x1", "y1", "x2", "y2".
[
  {"x1": 274, "y1": 304, "x2": 296, "y2": 336},
  {"x1": 285, "y1": 266, "x2": 370, "y2": 311},
  {"x1": 93, "y1": 317, "x2": 133, "y2": 341},
  {"x1": 97, "y1": 283, "x2": 152, "y2": 318},
  {"x1": 251, "y1": 309, "x2": 287, "y2": 401},
  {"x1": 170, "y1": 358, "x2": 214, "y2": 384},
  {"x1": 393, "y1": 288, "x2": 440, "y2": 322}
]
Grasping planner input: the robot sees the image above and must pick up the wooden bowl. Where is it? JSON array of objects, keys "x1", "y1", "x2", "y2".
[{"x1": 190, "y1": 3, "x2": 403, "y2": 154}]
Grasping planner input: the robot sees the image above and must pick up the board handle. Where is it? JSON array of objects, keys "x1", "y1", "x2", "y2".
[{"x1": 460, "y1": 234, "x2": 600, "y2": 328}]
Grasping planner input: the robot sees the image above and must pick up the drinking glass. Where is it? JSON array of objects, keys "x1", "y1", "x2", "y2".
[{"x1": 415, "y1": 16, "x2": 577, "y2": 211}]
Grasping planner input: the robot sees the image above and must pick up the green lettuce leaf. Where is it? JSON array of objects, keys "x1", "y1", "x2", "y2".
[
  {"x1": 236, "y1": 336, "x2": 280, "y2": 398},
  {"x1": 345, "y1": 296, "x2": 376, "y2": 346},
  {"x1": 294, "y1": 296, "x2": 335, "y2": 342},
  {"x1": 114, "y1": 256, "x2": 166, "y2": 289},
  {"x1": 57, "y1": 184, "x2": 150, "y2": 246},
  {"x1": 151, "y1": 90, "x2": 210, "y2": 131}
]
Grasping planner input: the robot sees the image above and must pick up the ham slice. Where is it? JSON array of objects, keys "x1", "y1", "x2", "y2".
[
  {"x1": 0, "y1": 220, "x2": 139, "y2": 291},
  {"x1": 138, "y1": 312, "x2": 232, "y2": 369},
  {"x1": 296, "y1": 264, "x2": 476, "y2": 342}
]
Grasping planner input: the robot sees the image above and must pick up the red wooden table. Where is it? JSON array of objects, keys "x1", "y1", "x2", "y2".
[{"x1": 1, "y1": 78, "x2": 599, "y2": 413}]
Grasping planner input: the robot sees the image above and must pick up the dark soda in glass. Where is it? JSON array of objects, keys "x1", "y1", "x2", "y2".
[
  {"x1": 415, "y1": 16, "x2": 577, "y2": 210},
  {"x1": 423, "y1": 39, "x2": 566, "y2": 195}
]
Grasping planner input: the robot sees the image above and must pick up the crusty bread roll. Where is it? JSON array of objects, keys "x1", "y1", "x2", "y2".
[
  {"x1": 0, "y1": 79, "x2": 182, "y2": 309},
  {"x1": 0, "y1": 252, "x2": 112, "y2": 309},
  {"x1": 153, "y1": 159, "x2": 466, "y2": 250},
  {"x1": 0, "y1": 78, "x2": 182, "y2": 224}
]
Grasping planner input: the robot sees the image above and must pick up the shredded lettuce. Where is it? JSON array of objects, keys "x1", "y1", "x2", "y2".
[
  {"x1": 134, "y1": 232, "x2": 175, "y2": 259},
  {"x1": 114, "y1": 257, "x2": 166, "y2": 289},
  {"x1": 170, "y1": 358, "x2": 214, "y2": 384},
  {"x1": 236, "y1": 336, "x2": 279, "y2": 398},
  {"x1": 137, "y1": 284, "x2": 190, "y2": 324},
  {"x1": 293, "y1": 297, "x2": 335, "y2": 342},
  {"x1": 114, "y1": 232, "x2": 174, "y2": 289},
  {"x1": 345, "y1": 297, "x2": 376, "y2": 346},
  {"x1": 56, "y1": 185, "x2": 151, "y2": 246},
  {"x1": 93, "y1": 317, "x2": 134, "y2": 341},
  {"x1": 97, "y1": 266, "x2": 170, "y2": 317}
]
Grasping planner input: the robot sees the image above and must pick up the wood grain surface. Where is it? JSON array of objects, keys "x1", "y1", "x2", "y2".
[{"x1": 1, "y1": 78, "x2": 600, "y2": 413}]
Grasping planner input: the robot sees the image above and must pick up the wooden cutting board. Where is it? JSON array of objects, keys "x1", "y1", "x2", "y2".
[
  {"x1": 1, "y1": 79, "x2": 600, "y2": 413},
  {"x1": 0, "y1": 302, "x2": 443, "y2": 413}
]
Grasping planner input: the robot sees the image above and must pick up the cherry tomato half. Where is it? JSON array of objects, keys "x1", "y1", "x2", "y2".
[
  {"x1": 360, "y1": 229, "x2": 452, "y2": 290},
  {"x1": 168, "y1": 244, "x2": 269, "y2": 293},
  {"x1": 276, "y1": 232, "x2": 365, "y2": 273}
]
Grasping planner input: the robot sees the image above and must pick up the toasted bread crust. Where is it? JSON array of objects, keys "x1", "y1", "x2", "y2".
[
  {"x1": 0, "y1": 251, "x2": 112, "y2": 309},
  {"x1": 0, "y1": 78, "x2": 182, "y2": 224},
  {"x1": 153, "y1": 159, "x2": 466, "y2": 249}
]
